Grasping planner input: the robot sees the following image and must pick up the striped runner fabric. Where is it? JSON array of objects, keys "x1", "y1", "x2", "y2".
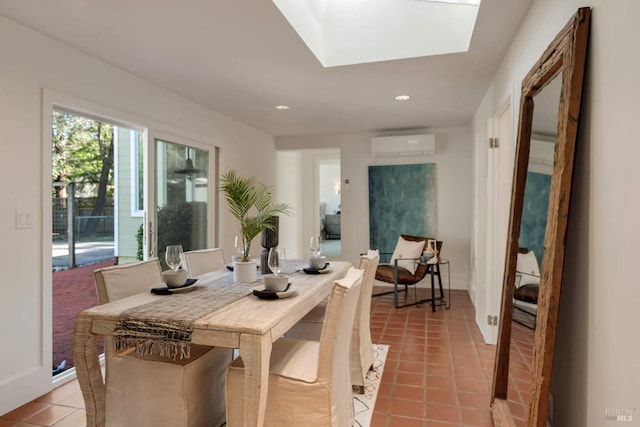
[{"x1": 114, "y1": 271, "x2": 254, "y2": 359}]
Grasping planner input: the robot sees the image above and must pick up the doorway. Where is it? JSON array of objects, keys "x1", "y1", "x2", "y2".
[
  {"x1": 318, "y1": 157, "x2": 341, "y2": 259},
  {"x1": 51, "y1": 110, "x2": 144, "y2": 376}
]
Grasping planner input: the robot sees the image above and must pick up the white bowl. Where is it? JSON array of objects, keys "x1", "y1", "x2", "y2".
[
  {"x1": 308, "y1": 256, "x2": 327, "y2": 270},
  {"x1": 263, "y1": 274, "x2": 289, "y2": 292},
  {"x1": 162, "y1": 269, "x2": 188, "y2": 288}
]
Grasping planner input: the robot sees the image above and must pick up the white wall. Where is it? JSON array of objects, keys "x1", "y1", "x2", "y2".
[
  {"x1": 472, "y1": 1, "x2": 640, "y2": 425},
  {"x1": 0, "y1": 15, "x2": 276, "y2": 414},
  {"x1": 275, "y1": 150, "x2": 304, "y2": 261},
  {"x1": 276, "y1": 127, "x2": 472, "y2": 290}
]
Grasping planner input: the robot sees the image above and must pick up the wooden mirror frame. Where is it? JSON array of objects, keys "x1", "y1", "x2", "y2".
[{"x1": 491, "y1": 8, "x2": 591, "y2": 427}]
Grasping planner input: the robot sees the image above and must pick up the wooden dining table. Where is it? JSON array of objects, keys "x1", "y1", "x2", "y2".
[{"x1": 73, "y1": 260, "x2": 351, "y2": 427}]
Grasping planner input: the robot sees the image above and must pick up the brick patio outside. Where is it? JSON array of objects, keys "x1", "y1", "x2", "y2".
[{"x1": 53, "y1": 259, "x2": 115, "y2": 372}]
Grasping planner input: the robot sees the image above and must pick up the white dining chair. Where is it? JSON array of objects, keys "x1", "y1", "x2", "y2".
[
  {"x1": 181, "y1": 247, "x2": 226, "y2": 277},
  {"x1": 94, "y1": 259, "x2": 232, "y2": 427},
  {"x1": 225, "y1": 266, "x2": 364, "y2": 427},
  {"x1": 286, "y1": 250, "x2": 380, "y2": 392}
]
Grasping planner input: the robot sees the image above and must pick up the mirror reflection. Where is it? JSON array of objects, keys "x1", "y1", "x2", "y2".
[
  {"x1": 491, "y1": 9, "x2": 590, "y2": 425},
  {"x1": 507, "y1": 72, "x2": 562, "y2": 423}
]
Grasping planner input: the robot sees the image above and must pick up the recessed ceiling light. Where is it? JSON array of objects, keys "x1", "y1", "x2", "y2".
[
  {"x1": 394, "y1": 95, "x2": 411, "y2": 101},
  {"x1": 416, "y1": 0, "x2": 481, "y2": 5},
  {"x1": 275, "y1": 105, "x2": 290, "y2": 110}
]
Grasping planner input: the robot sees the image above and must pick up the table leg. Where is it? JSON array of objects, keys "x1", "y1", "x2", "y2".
[
  {"x1": 436, "y1": 264, "x2": 444, "y2": 299},
  {"x1": 72, "y1": 314, "x2": 105, "y2": 427},
  {"x1": 430, "y1": 265, "x2": 436, "y2": 312},
  {"x1": 239, "y1": 332, "x2": 273, "y2": 427}
]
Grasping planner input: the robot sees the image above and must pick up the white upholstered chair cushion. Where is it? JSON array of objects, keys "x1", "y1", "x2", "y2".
[
  {"x1": 181, "y1": 248, "x2": 226, "y2": 277},
  {"x1": 93, "y1": 259, "x2": 231, "y2": 427},
  {"x1": 225, "y1": 267, "x2": 364, "y2": 427},
  {"x1": 516, "y1": 250, "x2": 541, "y2": 287},
  {"x1": 389, "y1": 236, "x2": 424, "y2": 274},
  {"x1": 285, "y1": 250, "x2": 380, "y2": 391}
]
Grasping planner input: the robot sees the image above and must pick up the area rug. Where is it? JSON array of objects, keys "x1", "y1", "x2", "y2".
[{"x1": 354, "y1": 344, "x2": 389, "y2": 427}]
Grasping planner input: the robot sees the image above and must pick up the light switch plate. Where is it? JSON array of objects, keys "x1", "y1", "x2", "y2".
[{"x1": 15, "y1": 210, "x2": 34, "y2": 229}]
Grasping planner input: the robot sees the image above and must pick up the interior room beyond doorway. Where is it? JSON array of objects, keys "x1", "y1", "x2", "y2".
[{"x1": 318, "y1": 155, "x2": 341, "y2": 259}]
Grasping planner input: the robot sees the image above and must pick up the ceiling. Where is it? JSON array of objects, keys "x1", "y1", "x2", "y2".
[{"x1": 0, "y1": 0, "x2": 532, "y2": 137}]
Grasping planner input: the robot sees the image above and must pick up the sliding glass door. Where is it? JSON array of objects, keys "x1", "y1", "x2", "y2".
[{"x1": 154, "y1": 138, "x2": 212, "y2": 266}]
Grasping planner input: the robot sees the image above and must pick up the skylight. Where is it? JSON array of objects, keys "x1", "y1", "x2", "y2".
[
  {"x1": 272, "y1": 0, "x2": 481, "y2": 67},
  {"x1": 419, "y1": 0, "x2": 481, "y2": 5}
]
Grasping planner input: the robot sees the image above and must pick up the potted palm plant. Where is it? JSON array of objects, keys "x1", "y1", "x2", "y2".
[{"x1": 220, "y1": 170, "x2": 292, "y2": 282}]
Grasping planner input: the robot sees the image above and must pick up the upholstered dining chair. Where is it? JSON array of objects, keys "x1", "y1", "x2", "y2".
[
  {"x1": 181, "y1": 247, "x2": 226, "y2": 277},
  {"x1": 373, "y1": 234, "x2": 444, "y2": 308},
  {"x1": 225, "y1": 267, "x2": 364, "y2": 427},
  {"x1": 94, "y1": 259, "x2": 232, "y2": 427},
  {"x1": 286, "y1": 250, "x2": 380, "y2": 393}
]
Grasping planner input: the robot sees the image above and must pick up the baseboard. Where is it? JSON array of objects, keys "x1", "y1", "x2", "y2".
[{"x1": 0, "y1": 367, "x2": 51, "y2": 416}]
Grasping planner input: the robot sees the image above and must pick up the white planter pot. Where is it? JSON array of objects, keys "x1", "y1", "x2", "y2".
[{"x1": 233, "y1": 260, "x2": 257, "y2": 283}]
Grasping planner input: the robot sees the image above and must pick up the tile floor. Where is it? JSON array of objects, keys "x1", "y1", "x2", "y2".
[
  {"x1": 1, "y1": 287, "x2": 533, "y2": 427},
  {"x1": 369, "y1": 288, "x2": 498, "y2": 427}
]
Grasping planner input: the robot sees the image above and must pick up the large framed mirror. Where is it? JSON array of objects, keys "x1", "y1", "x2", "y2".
[{"x1": 491, "y1": 8, "x2": 591, "y2": 427}]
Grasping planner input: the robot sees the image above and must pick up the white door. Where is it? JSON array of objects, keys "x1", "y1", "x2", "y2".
[{"x1": 485, "y1": 99, "x2": 513, "y2": 344}]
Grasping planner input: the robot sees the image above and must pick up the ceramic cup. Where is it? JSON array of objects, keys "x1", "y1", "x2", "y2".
[
  {"x1": 263, "y1": 274, "x2": 288, "y2": 292},
  {"x1": 162, "y1": 269, "x2": 188, "y2": 288},
  {"x1": 308, "y1": 256, "x2": 327, "y2": 270}
]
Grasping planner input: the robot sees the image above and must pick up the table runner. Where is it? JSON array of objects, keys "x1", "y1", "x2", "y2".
[{"x1": 114, "y1": 273, "x2": 255, "y2": 359}]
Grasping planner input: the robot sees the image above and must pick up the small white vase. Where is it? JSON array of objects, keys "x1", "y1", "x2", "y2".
[{"x1": 233, "y1": 260, "x2": 257, "y2": 283}]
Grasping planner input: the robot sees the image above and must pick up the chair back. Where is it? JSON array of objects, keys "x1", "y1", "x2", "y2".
[
  {"x1": 316, "y1": 267, "x2": 363, "y2": 418},
  {"x1": 93, "y1": 259, "x2": 164, "y2": 358},
  {"x1": 181, "y1": 248, "x2": 226, "y2": 277},
  {"x1": 94, "y1": 259, "x2": 163, "y2": 304},
  {"x1": 350, "y1": 250, "x2": 380, "y2": 384},
  {"x1": 355, "y1": 250, "x2": 380, "y2": 338}
]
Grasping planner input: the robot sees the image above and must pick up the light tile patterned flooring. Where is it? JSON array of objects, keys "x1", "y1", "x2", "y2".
[{"x1": 1, "y1": 288, "x2": 533, "y2": 427}]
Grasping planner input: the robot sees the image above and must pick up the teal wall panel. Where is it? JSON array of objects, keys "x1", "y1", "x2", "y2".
[
  {"x1": 519, "y1": 171, "x2": 551, "y2": 267},
  {"x1": 368, "y1": 163, "x2": 436, "y2": 261}
]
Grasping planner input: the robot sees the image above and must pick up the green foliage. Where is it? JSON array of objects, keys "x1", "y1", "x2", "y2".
[
  {"x1": 220, "y1": 170, "x2": 292, "y2": 261},
  {"x1": 156, "y1": 202, "x2": 207, "y2": 269},
  {"x1": 52, "y1": 111, "x2": 114, "y2": 187},
  {"x1": 136, "y1": 224, "x2": 144, "y2": 261}
]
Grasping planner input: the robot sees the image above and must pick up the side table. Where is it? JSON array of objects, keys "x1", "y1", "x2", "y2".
[{"x1": 417, "y1": 259, "x2": 451, "y2": 312}]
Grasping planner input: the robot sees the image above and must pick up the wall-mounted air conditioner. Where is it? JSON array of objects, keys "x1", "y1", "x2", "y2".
[
  {"x1": 371, "y1": 134, "x2": 435, "y2": 157},
  {"x1": 528, "y1": 139, "x2": 555, "y2": 174}
]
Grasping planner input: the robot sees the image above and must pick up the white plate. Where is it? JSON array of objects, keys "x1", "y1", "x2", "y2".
[{"x1": 277, "y1": 290, "x2": 296, "y2": 298}]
